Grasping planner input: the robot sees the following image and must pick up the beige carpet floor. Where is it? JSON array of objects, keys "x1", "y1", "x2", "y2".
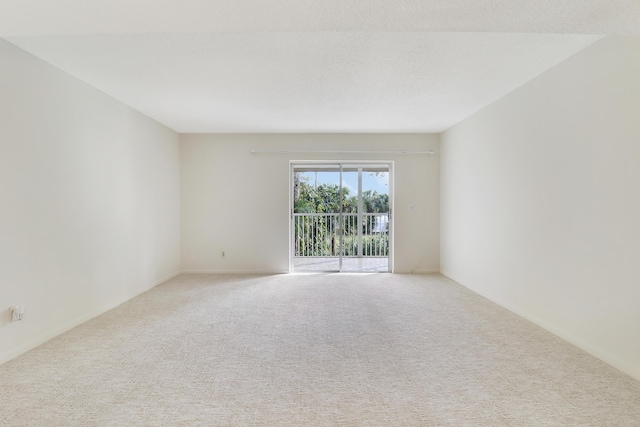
[{"x1": 1, "y1": 273, "x2": 639, "y2": 426}]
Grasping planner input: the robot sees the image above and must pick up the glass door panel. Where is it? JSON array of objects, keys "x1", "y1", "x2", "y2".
[
  {"x1": 292, "y1": 165, "x2": 342, "y2": 272},
  {"x1": 291, "y1": 162, "x2": 391, "y2": 273},
  {"x1": 340, "y1": 165, "x2": 390, "y2": 272}
]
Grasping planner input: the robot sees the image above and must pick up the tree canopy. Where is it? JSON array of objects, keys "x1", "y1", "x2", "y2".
[{"x1": 294, "y1": 174, "x2": 388, "y2": 214}]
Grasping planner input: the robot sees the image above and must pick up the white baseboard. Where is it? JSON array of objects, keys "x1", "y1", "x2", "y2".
[
  {"x1": 181, "y1": 270, "x2": 441, "y2": 275},
  {"x1": 440, "y1": 270, "x2": 640, "y2": 382},
  {"x1": 180, "y1": 269, "x2": 290, "y2": 275},
  {"x1": 0, "y1": 270, "x2": 181, "y2": 366},
  {"x1": 411, "y1": 268, "x2": 440, "y2": 274},
  {"x1": 156, "y1": 270, "x2": 182, "y2": 284}
]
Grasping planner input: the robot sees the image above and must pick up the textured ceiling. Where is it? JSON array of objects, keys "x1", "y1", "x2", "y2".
[
  {"x1": 3, "y1": 1, "x2": 638, "y2": 133},
  {"x1": 2, "y1": 0, "x2": 640, "y2": 36},
  {"x1": 8, "y1": 33, "x2": 600, "y2": 133}
]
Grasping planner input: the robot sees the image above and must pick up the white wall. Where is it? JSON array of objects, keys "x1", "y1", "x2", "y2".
[
  {"x1": 0, "y1": 40, "x2": 181, "y2": 364},
  {"x1": 441, "y1": 36, "x2": 640, "y2": 380},
  {"x1": 181, "y1": 134, "x2": 439, "y2": 273}
]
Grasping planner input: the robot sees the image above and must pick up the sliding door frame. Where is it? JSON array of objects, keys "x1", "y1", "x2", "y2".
[{"x1": 289, "y1": 160, "x2": 394, "y2": 273}]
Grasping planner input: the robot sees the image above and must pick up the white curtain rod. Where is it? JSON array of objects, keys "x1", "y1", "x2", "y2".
[{"x1": 250, "y1": 149, "x2": 435, "y2": 155}]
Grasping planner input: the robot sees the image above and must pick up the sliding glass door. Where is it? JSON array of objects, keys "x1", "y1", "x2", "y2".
[
  {"x1": 291, "y1": 162, "x2": 391, "y2": 273},
  {"x1": 292, "y1": 164, "x2": 343, "y2": 271}
]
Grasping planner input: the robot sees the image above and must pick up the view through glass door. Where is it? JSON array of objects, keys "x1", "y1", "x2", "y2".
[{"x1": 291, "y1": 162, "x2": 391, "y2": 272}]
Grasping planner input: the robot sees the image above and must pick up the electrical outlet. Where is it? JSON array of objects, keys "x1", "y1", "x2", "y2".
[
  {"x1": 221, "y1": 251, "x2": 226, "y2": 258},
  {"x1": 10, "y1": 306, "x2": 24, "y2": 322}
]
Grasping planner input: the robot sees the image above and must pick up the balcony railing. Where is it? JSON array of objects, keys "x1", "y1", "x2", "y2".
[{"x1": 293, "y1": 213, "x2": 389, "y2": 257}]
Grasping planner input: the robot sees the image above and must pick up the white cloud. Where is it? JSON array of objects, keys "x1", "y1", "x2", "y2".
[{"x1": 342, "y1": 180, "x2": 353, "y2": 193}]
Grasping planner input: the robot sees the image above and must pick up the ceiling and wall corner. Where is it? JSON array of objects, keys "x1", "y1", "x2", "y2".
[
  {"x1": 0, "y1": 38, "x2": 181, "y2": 365},
  {"x1": 2, "y1": 1, "x2": 639, "y2": 133},
  {"x1": 440, "y1": 36, "x2": 640, "y2": 381}
]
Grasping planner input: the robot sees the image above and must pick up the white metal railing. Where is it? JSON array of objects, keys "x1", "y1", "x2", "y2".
[{"x1": 293, "y1": 213, "x2": 389, "y2": 257}]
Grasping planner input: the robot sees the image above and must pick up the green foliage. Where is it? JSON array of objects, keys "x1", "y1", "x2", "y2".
[
  {"x1": 342, "y1": 235, "x2": 389, "y2": 257},
  {"x1": 294, "y1": 174, "x2": 388, "y2": 214},
  {"x1": 294, "y1": 176, "x2": 352, "y2": 213},
  {"x1": 293, "y1": 172, "x2": 390, "y2": 257},
  {"x1": 295, "y1": 232, "x2": 389, "y2": 257}
]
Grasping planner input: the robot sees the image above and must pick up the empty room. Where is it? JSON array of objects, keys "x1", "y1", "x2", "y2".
[{"x1": 1, "y1": 1, "x2": 640, "y2": 425}]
